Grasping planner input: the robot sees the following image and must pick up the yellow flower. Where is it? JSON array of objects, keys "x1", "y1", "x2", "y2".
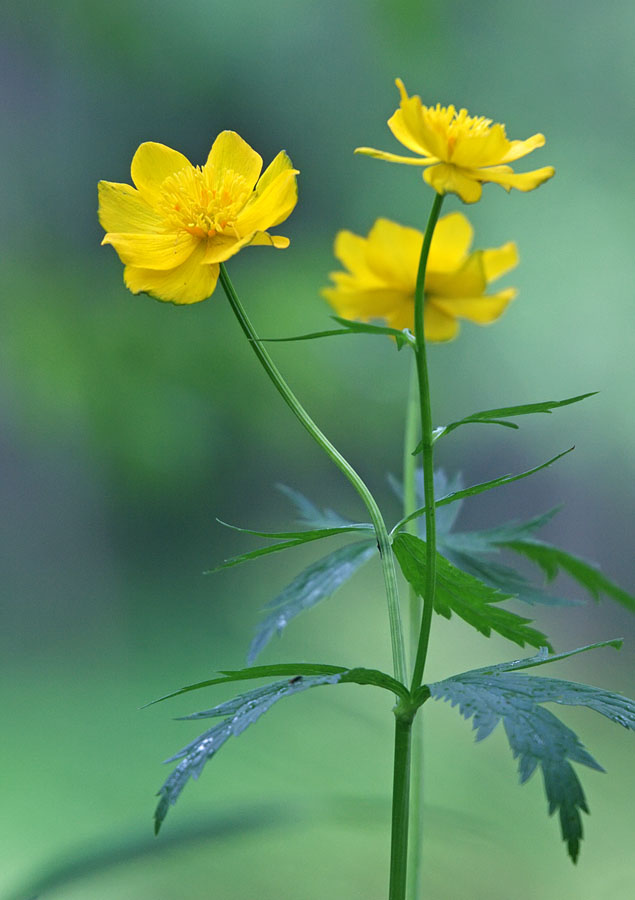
[
  {"x1": 356, "y1": 79, "x2": 554, "y2": 204},
  {"x1": 322, "y1": 213, "x2": 518, "y2": 341},
  {"x1": 99, "y1": 131, "x2": 298, "y2": 304}
]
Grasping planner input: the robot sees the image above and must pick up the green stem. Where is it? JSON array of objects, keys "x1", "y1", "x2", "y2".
[
  {"x1": 389, "y1": 713, "x2": 414, "y2": 900},
  {"x1": 410, "y1": 193, "x2": 444, "y2": 692},
  {"x1": 218, "y1": 263, "x2": 407, "y2": 686},
  {"x1": 403, "y1": 357, "x2": 421, "y2": 662},
  {"x1": 402, "y1": 358, "x2": 424, "y2": 900}
]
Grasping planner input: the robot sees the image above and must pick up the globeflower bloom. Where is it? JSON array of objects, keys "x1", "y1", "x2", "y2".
[
  {"x1": 356, "y1": 79, "x2": 554, "y2": 204},
  {"x1": 99, "y1": 131, "x2": 298, "y2": 304},
  {"x1": 322, "y1": 213, "x2": 518, "y2": 341}
]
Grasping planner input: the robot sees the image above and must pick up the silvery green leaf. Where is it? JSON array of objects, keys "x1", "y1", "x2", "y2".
[
  {"x1": 153, "y1": 664, "x2": 406, "y2": 833},
  {"x1": 248, "y1": 540, "x2": 376, "y2": 664},
  {"x1": 428, "y1": 653, "x2": 635, "y2": 862},
  {"x1": 276, "y1": 483, "x2": 361, "y2": 529},
  {"x1": 497, "y1": 538, "x2": 635, "y2": 613},
  {"x1": 388, "y1": 469, "x2": 465, "y2": 538},
  {"x1": 440, "y1": 547, "x2": 576, "y2": 607},
  {"x1": 155, "y1": 674, "x2": 341, "y2": 833}
]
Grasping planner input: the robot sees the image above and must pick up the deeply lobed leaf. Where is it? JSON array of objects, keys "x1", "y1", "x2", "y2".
[
  {"x1": 153, "y1": 664, "x2": 407, "y2": 832},
  {"x1": 498, "y1": 538, "x2": 635, "y2": 613},
  {"x1": 247, "y1": 540, "x2": 376, "y2": 663},
  {"x1": 393, "y1": 532, "x2": 552, "y2": 651},
  {"x1": 428, "y1": 650, "x2": 635, "y2": 861},
  {"x1": 154, "y1": 674, "x2": 341, "y2": 833}
]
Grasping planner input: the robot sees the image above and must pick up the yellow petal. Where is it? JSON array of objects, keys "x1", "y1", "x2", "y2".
[
  {"x1": 424, "y1": 303, "x2": 459, "y2": 341},
  {"x1": 123, "y1": 242, "x2": 219, "y2": 304},
  {"x1": 322, "y1": 286, "x2": 413, "y2": 330},
  {"x1": 427, "y1": 212, "x2": 473, "y2": 273},
  {"x1": 388, "y1": 78, "x2": 431, "y2": 156},
  {"x1": 423, "y1": 163, "x2": 483, "y2": 203},
  {"x1": 477, "y1": 165, "x2": 556, "y2": 192},
  {"x1": 482, "y1": 242, "x2": 519, "y2": 282},
  {"x1": 205, "y1": 131, "x2": 263, "y2": 192},
  {"x1": 451, "y1": 123, "x2": 510, "y2": 168},
  {"x1": 256, "y1": 151, "x2": 294, "y2": 196},
  {"x1": 425, "y1": 252, "x2": 487, "y2": 299},
  {"x1": 101, "y1": 231, "x2": 197, "y2": 270},
  {"x1": 365, "y1": 219, "x2": 422, "y2": 290},
  {"x1": 98, "y1": 182, "x2": 163, "y2": 234},
  {"x1": 250, "y1": 232, "x2": 290, "y2": 249},
  {"x1": 202, "y1": 230, "x2": 289, "y2": 264},
  {"x1": 388, "y1": 108, "x2": 434, "y2": 158},
  {"x1": 431, "y1": 288, "x2": 516, "y2": 324},
  {"x1": 355, "y1": 147, "x2": 432, "y2": 166},
  {"x1": 130, "y1": 142, "x2": 192, "y2": 204},
  {"x1": 332, "y1": 231, "x2": 380, "y2": 285},
  {"x1": 235, "y1": 169, "x2": 298, "y2": 233},
  {"x1": 500, "y1": 133, "x2": 545, "y2": 163}
]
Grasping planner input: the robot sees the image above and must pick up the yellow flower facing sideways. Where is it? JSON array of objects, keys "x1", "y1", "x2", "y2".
[
  {"x1": 99, "y1": 131, "x2": 298, "y2": 304},
  {"x1": 323, "y1": 213, "x2": 518, "y2": 341},
  {"x1": 356, "y1": 79, "x2": 554, "y2": 204}
]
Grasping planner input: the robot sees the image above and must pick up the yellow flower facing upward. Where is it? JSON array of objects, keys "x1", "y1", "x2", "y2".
[
  {"x1": 323, "y1": 213, "x2": 518, "y2": 341},
  {"x1": 99, "y1": 131, "x2": 298, "y2": 304},
  {"x1": 356, "y1": 79, "x2": 555, "y2": 204}
]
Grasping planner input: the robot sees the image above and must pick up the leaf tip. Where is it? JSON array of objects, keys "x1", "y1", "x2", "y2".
[{"x1": 567, "y1": 839, "x2": 580, "y2": 864}]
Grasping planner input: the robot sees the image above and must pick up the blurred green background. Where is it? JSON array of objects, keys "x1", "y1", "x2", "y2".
[{"x1": 2, "y1": 1, "x2": 634, "y2": 898}]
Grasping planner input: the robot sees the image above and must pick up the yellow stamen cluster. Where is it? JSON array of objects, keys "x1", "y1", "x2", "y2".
[
  {"x1": 158, "y1": 167, "x2": 251, "y2": 239},
  {"x1": 429, "y1": 107, "x2": 494, "y2": 157}
]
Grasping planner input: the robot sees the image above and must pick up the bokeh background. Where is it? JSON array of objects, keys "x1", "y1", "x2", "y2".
[{"x1": 2, "y1": 1, "x2": 634, "y2": 898}]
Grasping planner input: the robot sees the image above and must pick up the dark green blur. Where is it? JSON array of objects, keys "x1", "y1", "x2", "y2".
[{"x1": 1, "y1": 1, "x2": 634, "y2": 897}]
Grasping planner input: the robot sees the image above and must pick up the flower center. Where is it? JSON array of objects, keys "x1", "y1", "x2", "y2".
[
  {"x1": 425, "y1": 105, "x2": 493, "y2": 160},
  {"x1": 158, "y1": 166, "x2": 251, "y2": 238}
]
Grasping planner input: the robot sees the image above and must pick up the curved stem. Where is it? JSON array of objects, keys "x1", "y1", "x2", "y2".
[
  {"x1": 218, "y1": 263, "x2": 407, "y2": 686},
  {"x1": 410, "y1": 193, "x2": 444, "y2": 692}
]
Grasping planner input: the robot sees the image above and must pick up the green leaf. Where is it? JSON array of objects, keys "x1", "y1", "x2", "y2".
[
  {"x1": 496, "y1": 538, "x2": 635, "y2": 613},
  {"x1": 248, "y1": 540, "x2": 376, "y2": 664},
  {"x1": 388, "y1": 469, "x2": 466, "y2": 539},
  {"x1": 331, "y1": 316, "x2": 415, "y2": 349},
  {"x1": 144, "y1": 663, "x2": 350, "y2": 707},
  {"x1": 441, "y1": 548, "x2": 576, "y2": 607},
  {"x1": 207, "y1": 523, "x2": 373, "y2": 573},
  {"x1": 439, "y1": 508, "x2": 577, "y2": 608},
  {"x1": 216, "y1": 519, "x2": 373, "y2": 542},
  {"x1": 276, "y1": 483, "x2": 360, "y2": 529},
  {"x1": 394, "y1": 448, "x2": 573, "y2": 533},
  {"x1": 247, "y1": 317, "x2": 415, "y2": 350},
  {"x1": 154, "y1": 674, "x2": 342, "y2": 833},
  {"x1": 145, "y1": 663, "x2": 407, "y2": 707},
  {"x1": 392, "y1": 533, "x2": 552, "y2": 651},
  {"x1": 338, "y1": 666, "x2": 409, "y2": 696},
  {"x1": 429, "y1": 392, "x2": 597, "y2": 443},
  {"x1": 462, "y1": 640, "x2": 623, "y2": 676},
  {"x1": 446, "y1": 507, "x2": 562, "y2": 547},
  {"x1": 428, "y1": 655, "x2": 635, "y2": 861},
  {"x1": 153, "y1": 664, "x2": 408, "y2": 831}
]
